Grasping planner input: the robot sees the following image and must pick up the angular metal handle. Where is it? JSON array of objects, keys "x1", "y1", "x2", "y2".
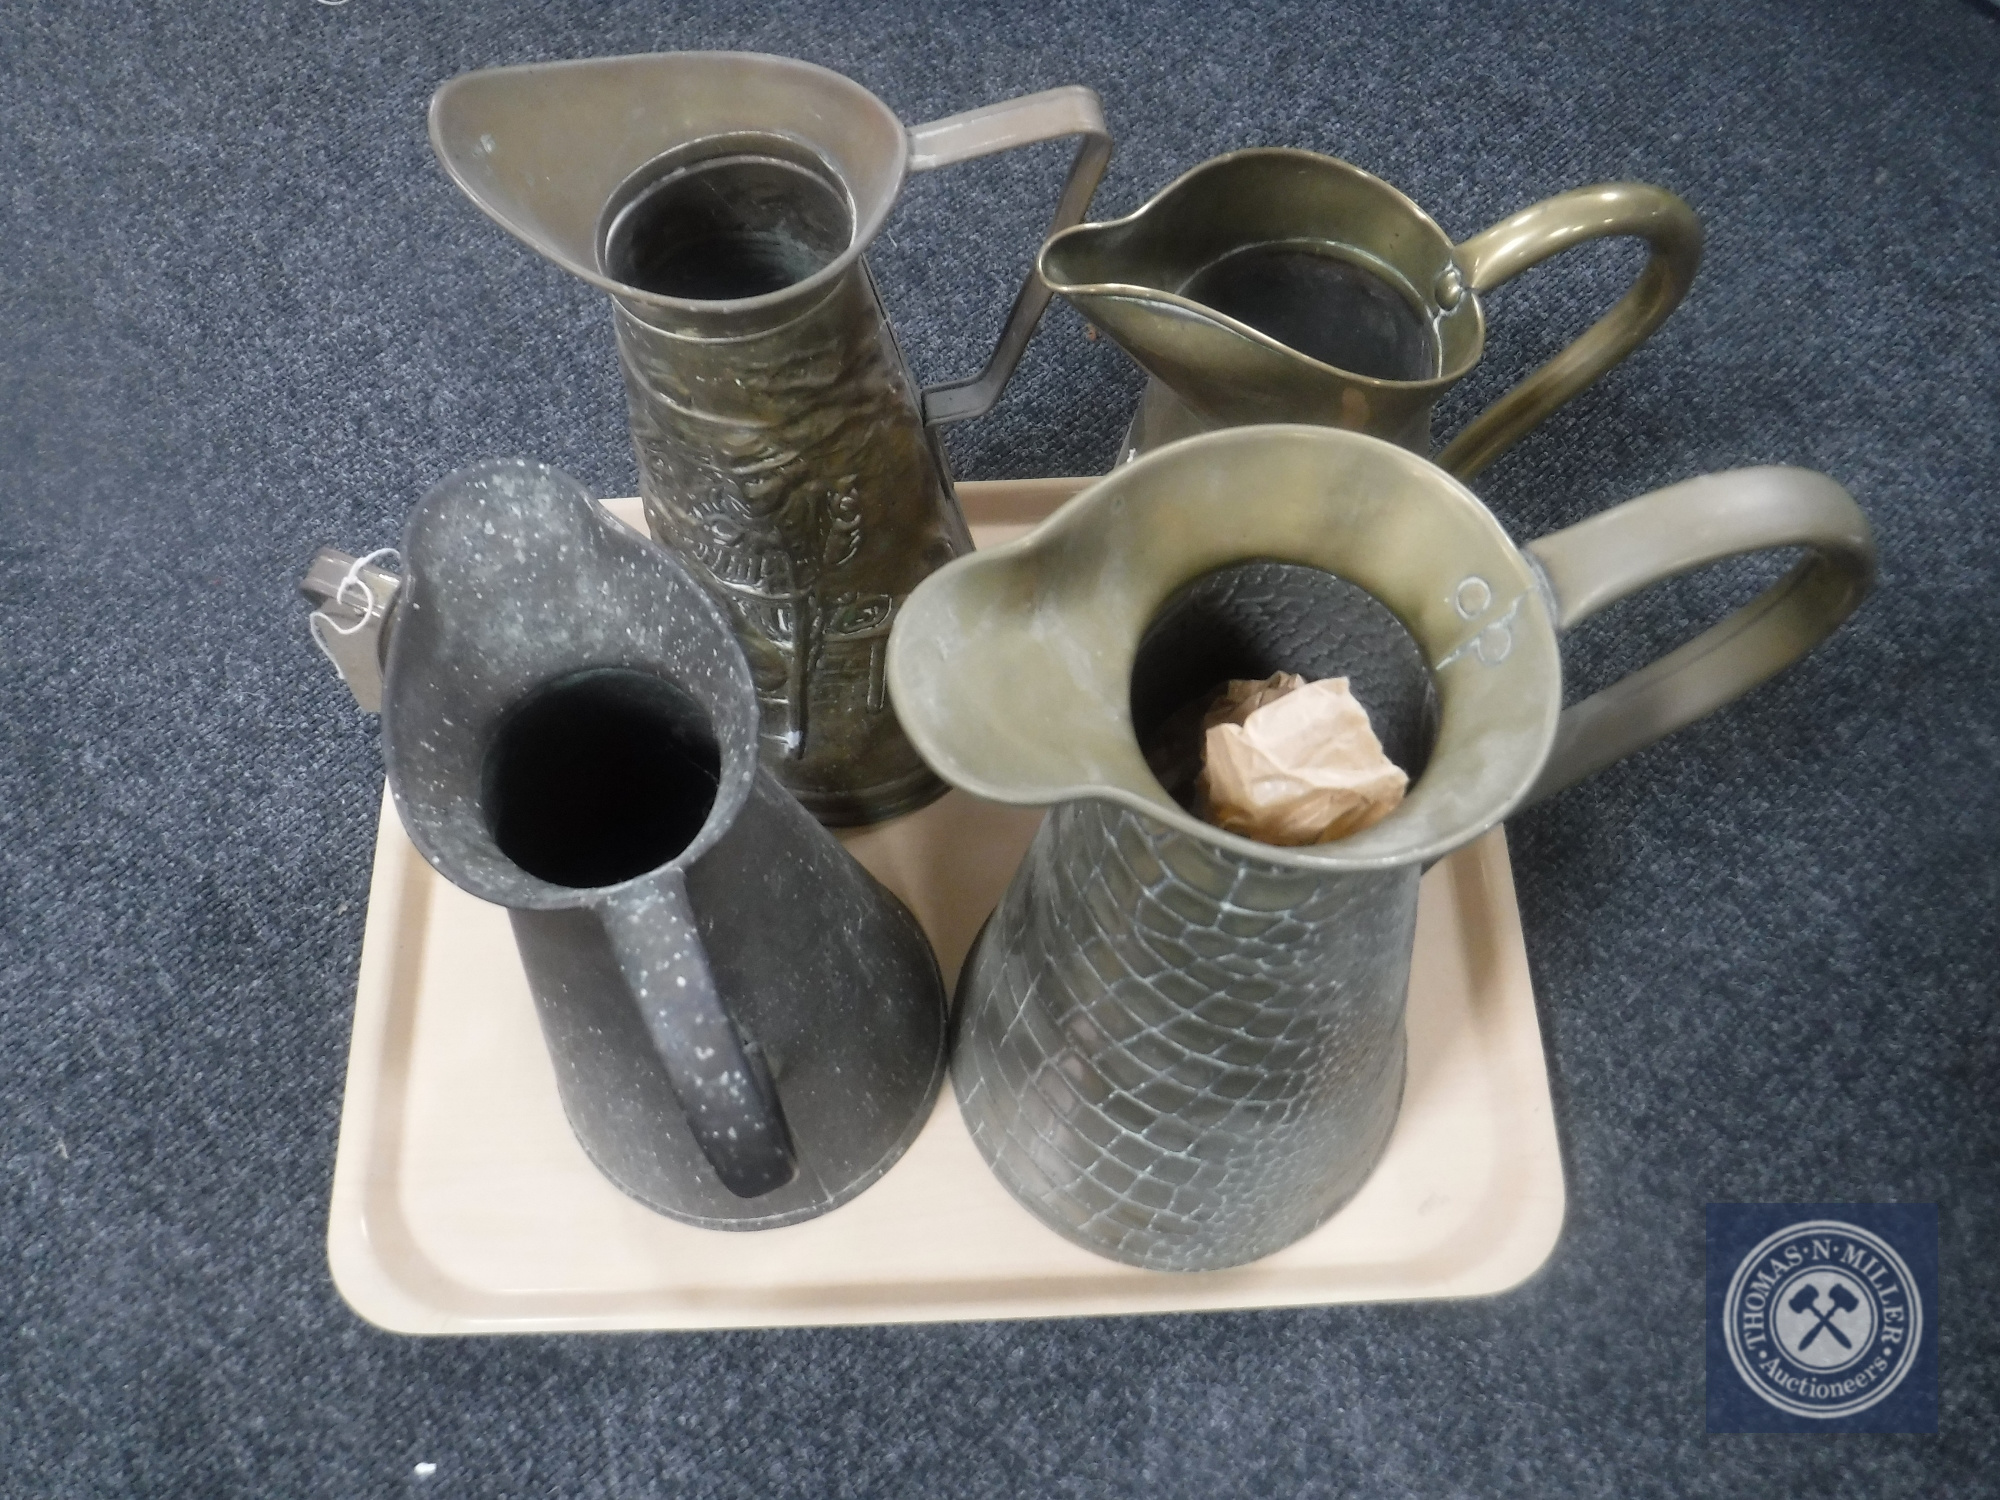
[
  {"x1": 1438, "y1": 182, "x2": 1704, "y2": 480},
  {"x1": 1521, "y1": 467, "x2": 1876, "y2": 807},
  {"x1": 601, "y1": 871, "x2": 797, "y2": 1198},
  {"x1": 908, "y1": 86, "x2": 1113, "y2": 427}
]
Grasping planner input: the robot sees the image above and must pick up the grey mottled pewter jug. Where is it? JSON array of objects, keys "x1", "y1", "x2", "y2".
[
  {"x1": 306, "y1": 460, "x2": 946, "y2": 1229},
  {"x1": 430, "y1": 53, "x2": 1110, "y2": 826},
  {"x1": 888, "y1": 427, "x2": 1874, "y2": 1270}
]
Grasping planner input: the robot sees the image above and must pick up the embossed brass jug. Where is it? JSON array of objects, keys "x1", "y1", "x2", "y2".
[
  {"x1": 889, "y1": 427, "x2": 1874, "y2": 1270},
  {"x1": 1039, "y1": 149, "x2": 1702, "y2": 477},
  {"x1": 430, "y1": 53, "x2": 1110, "y2": 826}
]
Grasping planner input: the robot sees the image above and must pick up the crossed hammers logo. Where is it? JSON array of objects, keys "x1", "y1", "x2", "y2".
[{"x1": 1789, "y1": 1281, "x2": 1861, "y2": 1351}]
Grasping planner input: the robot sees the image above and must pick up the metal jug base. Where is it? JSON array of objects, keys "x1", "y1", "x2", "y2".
[
  {"x1": 948, "y1": 817, "x2": 1413, "y2": 1273},
  {"x1": 509, "y1": 794, "x2": 951, "y2": 1232},
  {"x1": 953, "y1": 948, "x2": 1408, "y2": 1273},
  {"x1": 560, "y1": 1038, "x2": 948, "y2": 1232},
  {"x1": 960, "y1": 1107, "x2": 1405, "y2": 1273}
]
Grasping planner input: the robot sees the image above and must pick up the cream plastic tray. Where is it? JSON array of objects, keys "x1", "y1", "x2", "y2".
[{"x1": 325, "y1": 481, "x2": 1565, "y2": 1334}]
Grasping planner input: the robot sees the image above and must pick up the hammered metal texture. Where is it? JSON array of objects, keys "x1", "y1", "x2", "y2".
[
  {"x1": 954, "y1": 796, "x2": 1415, "y2": 1272},
  {"x1": 618, "y1": 264, "x2": 969, "y2": 827}
]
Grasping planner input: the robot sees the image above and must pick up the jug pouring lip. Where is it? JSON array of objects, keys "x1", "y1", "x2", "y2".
[
  {"x1": 429, "y1": 51, "x2": 913, "y2": 323},
  {"x1": 886, "y1": 425, "x2": 1565, "y2": 875},
  {"x1": 1037, "y1": 146, "x2": 1486, "y2": 393}
]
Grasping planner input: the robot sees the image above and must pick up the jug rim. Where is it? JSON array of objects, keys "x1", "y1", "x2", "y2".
[
  {"x1": 429, "y1": 51, "x2": 912, "y2": 322},
  {"x1": 382, "y1": 459, "x2": 764, "y2": 911},
  {"x1": 1037, "y1": 146, "x2": 1485, "y2": 393},
  {"x1": 886, "y1": 426, "x2": 1565, "y2": 873}
]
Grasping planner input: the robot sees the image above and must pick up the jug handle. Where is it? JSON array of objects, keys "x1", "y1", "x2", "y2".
[
  {"x1": 600, "y1": 872, "x2": 798, "y2": 1199},
  {"x1": 908, "y1": 87, "x2": 1113, "y2": 427},
  {"x1": 1518, "y1": 466, "x2": 1875, "y2": 808},
  {"x1": 1435, "y1": 183, "x2": 1704, "y2": 481}
]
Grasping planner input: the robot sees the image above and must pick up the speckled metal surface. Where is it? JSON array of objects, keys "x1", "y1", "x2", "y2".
[{"x1": 377, "y1": 459, "x2": 947, "y2": 1227}]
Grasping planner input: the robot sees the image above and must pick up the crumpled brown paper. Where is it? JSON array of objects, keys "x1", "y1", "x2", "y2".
[{"x1": 1197, "y1": 673, "x2": 1408, "y2": 845}]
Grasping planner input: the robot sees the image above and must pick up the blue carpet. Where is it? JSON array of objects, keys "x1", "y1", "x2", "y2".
[{"x1": 2, "y1": 0, "x2": 1995, "y2": 1493}]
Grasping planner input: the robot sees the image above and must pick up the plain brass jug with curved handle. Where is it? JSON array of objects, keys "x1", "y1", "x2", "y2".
[
  {"x1": 887, "y1": 426, "x2": 1874, "y2": 1271},
  {"x1": 1038, "y1": 148, "x2": 1702, "y2": 477},
  {"x1": 431, "y1": 53, "x2": 1112, "y2": 826}
]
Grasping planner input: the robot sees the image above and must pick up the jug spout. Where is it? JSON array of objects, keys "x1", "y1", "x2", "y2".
[
  {"x1": 1037, "y1": 149, "x2": 1467, "y2": 456},
  {"x1": 429, "y1": 53, "x2": 916, "y2": 333},
  {"x1": 1048, "y1": 275, "x2": 1439, "y2": 454},
  {"x1": 1048, "y1": 272, "x2": 1408, "y2": 440}
]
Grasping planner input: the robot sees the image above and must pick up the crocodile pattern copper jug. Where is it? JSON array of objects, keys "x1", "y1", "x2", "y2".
[
  {"x1": 889, "y1": 427, "x2": 1874, "y2": 1270},
  {"x1": 1039, "y1": 148, "x2": 1702, "y2": 478},
  {"x1": 430, "y1": 53, "x2": 1111, "y2": 826}
]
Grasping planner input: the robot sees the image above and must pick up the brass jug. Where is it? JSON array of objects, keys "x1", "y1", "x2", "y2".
[
  {"x1": 1038, "y1": 148, "x2": 1702, "y2": 478},
  {"x1": 430, "y1": 53, "x2": 1111, "y2": 825},
  {"x1": 888, "y1": 427, "x2": 1875, "y2": 1269}
]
